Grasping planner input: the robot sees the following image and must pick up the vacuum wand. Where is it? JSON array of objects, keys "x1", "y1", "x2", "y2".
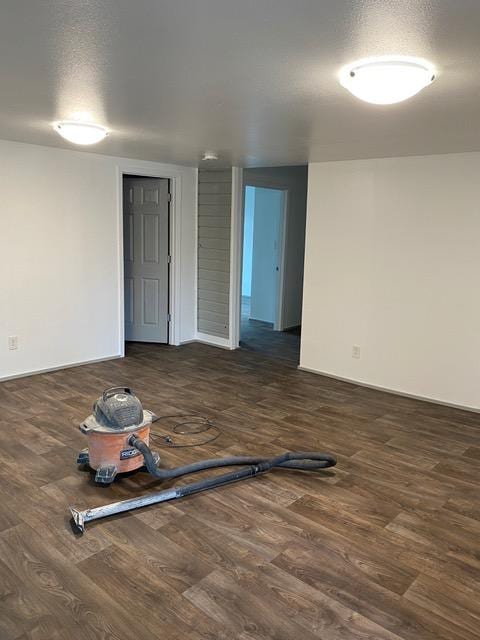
[
  {"x1": 70, "y1": 446, "x2": 336, "y2": 533},
  {"x1": 71, "y1": 461, "x2": 268, "y2": 533}
]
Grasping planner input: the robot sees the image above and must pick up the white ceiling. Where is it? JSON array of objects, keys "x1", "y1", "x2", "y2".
[{"x1": 1, "y1": 0, "x2": 480, "y2": 167}]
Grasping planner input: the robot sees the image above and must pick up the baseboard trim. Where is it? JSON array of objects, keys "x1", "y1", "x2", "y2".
[
  {"x1": 195, "y1": 332, "x2": 235, "y2": 350},
  {"x1": 297, "y1": 365, "x2": 480, "y2": 414},
  {"x1": 283, "y1": 324, "x2": 301, "y2": 332},
  {"x1": 182, "y1": 338, "x2": 235, "y2": 351},
  {"x1": 195, "y1": 340, "x2": 234, "y2": 351},
  {"x1": 0, "y1": 354, "x2": 123, "y2": 383}
]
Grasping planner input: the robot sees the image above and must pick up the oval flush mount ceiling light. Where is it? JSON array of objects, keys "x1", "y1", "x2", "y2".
[
  {"x1": 202, "y1": 151, "x2": 219, "y2": 161},
  {"x1": 339, "y1": 56, "x2": 436, "y2": 105},
  {"x1": 53, "y1": 121, "x2": 109, "y2": 145}
]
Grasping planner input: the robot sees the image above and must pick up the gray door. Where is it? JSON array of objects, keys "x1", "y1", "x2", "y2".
[{"x1": 123, "y1": 177, "x2": 169, "y2": 343}]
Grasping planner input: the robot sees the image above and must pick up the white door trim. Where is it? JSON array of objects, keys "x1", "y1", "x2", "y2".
[
  {"x1": 230, "y1": 167, "x2": 244, "y2": 350},
  {"x1": 117, "y1": 165, "x2": 182, "y2": 351},
  {"x1": 274, "y1": 189, "x2": 288, "y2": 331}
]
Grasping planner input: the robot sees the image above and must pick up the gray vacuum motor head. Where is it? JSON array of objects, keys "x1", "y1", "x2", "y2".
[{"x1": 93, "y1": 387, "x2": 143, "y2": 430}]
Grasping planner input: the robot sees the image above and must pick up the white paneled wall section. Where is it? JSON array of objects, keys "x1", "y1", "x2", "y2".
[{"x1": 197, "y1": 170, "x2": 232, "y2": 340}]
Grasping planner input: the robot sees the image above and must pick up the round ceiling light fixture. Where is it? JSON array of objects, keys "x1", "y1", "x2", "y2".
[
  {"x1": 339, "y1": 56, "x2": 436, "y2": 105},
  {"x1": 202, "y1": 151, "x2": 219, "y2": 161},
  {"x1": 53, "y1": 121, "x2": 109, "y2": 145}
]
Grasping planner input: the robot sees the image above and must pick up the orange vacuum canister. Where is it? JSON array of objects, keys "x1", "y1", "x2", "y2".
[{"x1": 77, "y1": 387, "x2": 157, "y2": 484}]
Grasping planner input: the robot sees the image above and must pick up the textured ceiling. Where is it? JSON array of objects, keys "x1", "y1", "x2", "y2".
[{"x1": 1, "y1": 0, "x2": 480, "y2": 167}]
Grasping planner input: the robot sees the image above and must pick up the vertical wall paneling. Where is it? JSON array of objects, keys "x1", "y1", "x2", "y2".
[{"x1": 197, "y1": 169, "x2": 232, "y2": 338}]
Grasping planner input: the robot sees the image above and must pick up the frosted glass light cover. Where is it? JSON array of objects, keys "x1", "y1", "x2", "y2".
[
  {"x1": 339, "y1": 57, "x2": 435, "y2": 105},
  {"x1": 53, "y1": 121, "x2": 109, "y2": 145}
]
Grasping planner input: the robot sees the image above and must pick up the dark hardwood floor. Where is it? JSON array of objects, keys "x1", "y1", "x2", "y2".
[
  {"x1": 240, "y1": 296, "x2": 301, "y2": 365},
  {"x1": 1, "y1": 341, "x2": 479, "y2": 639}
]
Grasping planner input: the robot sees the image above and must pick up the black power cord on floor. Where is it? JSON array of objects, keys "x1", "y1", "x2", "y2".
[{"x1": 150, "y1": 414, "x2": 221, "y2": 448}]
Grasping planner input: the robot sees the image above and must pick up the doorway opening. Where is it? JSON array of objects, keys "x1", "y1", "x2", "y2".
[
  {"x1": 242, "y1": 186, "x2": 285, "y2": 329},
  {"x1": 240, "y1": 184, "x2": 301, "y2": 365},
  {"x1": 122, "y1": 175, "x2": 171, "y2": 347}
]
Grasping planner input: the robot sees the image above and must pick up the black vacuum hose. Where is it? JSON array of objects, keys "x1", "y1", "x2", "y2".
[
  {"x1": 70, "y1": 443, "x2": 337, "y2": 533},
  {"x1": 128, "y1": 433, "x2": 336, "y2": 481}
]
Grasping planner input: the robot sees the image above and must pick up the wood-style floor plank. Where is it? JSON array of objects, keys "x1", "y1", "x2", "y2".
[{"x1": 0, "y1": 339, "x2": 479, "y2": 639}]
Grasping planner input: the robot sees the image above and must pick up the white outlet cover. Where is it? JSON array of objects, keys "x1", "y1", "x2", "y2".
[{"x1": 352, "y1": 345, "x2": 361, "y2": 359}]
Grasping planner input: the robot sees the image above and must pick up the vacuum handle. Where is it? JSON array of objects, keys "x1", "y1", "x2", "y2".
[{"x1": 102, "y1": 387, "x2": 133, "y2": 402}]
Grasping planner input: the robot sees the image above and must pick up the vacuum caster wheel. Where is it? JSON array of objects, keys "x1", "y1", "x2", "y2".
[
  {"x1": 76, "y1": 448, "x2": 90, "y2": 465},
  {"x1": 94, "y1": 465, "x2": 118, "y2": 485}
]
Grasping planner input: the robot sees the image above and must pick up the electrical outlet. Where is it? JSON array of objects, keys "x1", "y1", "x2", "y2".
[
  {"x1": 8, "y1": 335, "x2": 18, "y2": 350},
  {"x1": 352, "y1": 344, "x2": 361, "y2": 359}
]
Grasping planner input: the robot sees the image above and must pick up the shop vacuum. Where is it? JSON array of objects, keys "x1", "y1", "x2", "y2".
[{"x1": 69, "y1": 387, "x2": 336, "y2": 533}]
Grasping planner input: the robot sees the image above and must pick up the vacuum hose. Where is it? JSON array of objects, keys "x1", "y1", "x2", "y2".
[
  {"x1": 128, "y1": 433, "x2": 336, "y2": 480},
  {"x1": 70, "y1": 437, "x2": 336, "y2": 533}
]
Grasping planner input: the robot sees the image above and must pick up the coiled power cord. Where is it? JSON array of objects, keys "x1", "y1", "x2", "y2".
[{"x1": 150, "y1": 414, "x2": 221, "y2": 448}]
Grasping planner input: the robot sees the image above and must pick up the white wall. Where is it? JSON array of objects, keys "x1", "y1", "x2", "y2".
[
  {"x1": 244, "y1": 166, "x2": 307, "y2": 329},
  {"x1": 0, "y1": 139, "x2": 197, "y2": 380},
  {"x1": 301, "y1": 153, "x2": 480, "y2": 411},
  {"x1": 250, "y1": 187, "x2": 284, "y2": 323}
]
